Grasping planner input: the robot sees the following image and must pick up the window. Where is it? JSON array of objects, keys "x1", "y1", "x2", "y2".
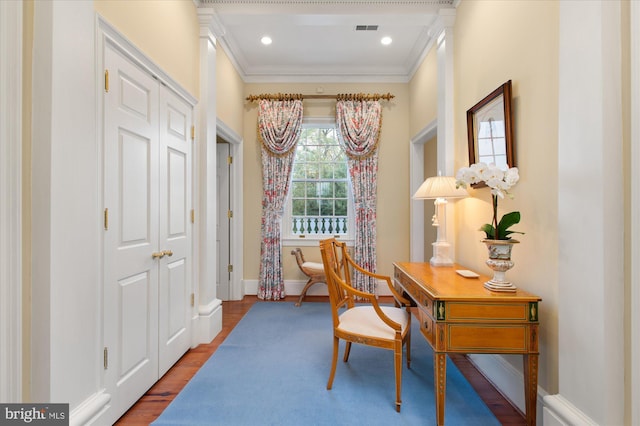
[{"x1": 282, "y1": 121, "x2": 354, "y2": 245}]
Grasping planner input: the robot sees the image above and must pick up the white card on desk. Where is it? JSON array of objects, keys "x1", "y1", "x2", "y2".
[{"x1": 456, "y1": 269, "x2": 479, "y2": 278}]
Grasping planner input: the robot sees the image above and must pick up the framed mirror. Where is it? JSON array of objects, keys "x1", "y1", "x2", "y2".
[{"x1": 467, "y1": 80, "x2": 514, "y2": 171}]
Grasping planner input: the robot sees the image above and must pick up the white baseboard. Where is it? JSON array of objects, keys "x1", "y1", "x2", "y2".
[
  {"x1": 196, "y1": 299, "x2": 223, "y2": 344},
  {"x1": 542, "y1": 394, "x2": 597, "y2": 426},
  {"x1": 243, "y1": 279, "x2": 392, "y2": 297},
  {"x1": 71, "y1": 390, "x2": 111, "y2": 426}
]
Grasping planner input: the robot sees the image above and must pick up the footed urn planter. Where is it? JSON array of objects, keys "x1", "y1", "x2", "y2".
[{"x1": 483, "y1": 239, "x2": 519, "y2": 292}]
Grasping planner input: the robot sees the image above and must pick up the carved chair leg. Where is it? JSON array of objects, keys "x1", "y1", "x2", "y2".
[
  {"x1": 406, "y1": 327, "x2": 411, "y2": 368},
  {"x1": 327, "y1": 336, "x2": 339, "y2": 390},
  {"x1": 343, "y1": 341, "x2": 352, "y2": 362},
  {"x1": 395, "y1": 341, "x2": 403, "y2": 412},
  {"x1": 295, "y1": 278, "x2": 316, "y2": 307}
]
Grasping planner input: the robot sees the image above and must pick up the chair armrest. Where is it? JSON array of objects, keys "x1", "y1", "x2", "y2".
[
  {"x1": 337, "y1": 280, "x2": 403, "y2": 332},
  {"x1": 346, "y1": 257, "x2": 411, "y2": 307},
  {"x1": 381, "y1": 276, "x2": 412, "y2": 307}
]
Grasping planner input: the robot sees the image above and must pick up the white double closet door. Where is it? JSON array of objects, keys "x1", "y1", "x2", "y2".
[{"x1": 102, "y1": 43, "x2": 193, "y2": 419}]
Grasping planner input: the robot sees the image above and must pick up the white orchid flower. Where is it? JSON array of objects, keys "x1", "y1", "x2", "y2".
[
  {"x1": 504, "y1": 167, "x2": 519, "y2": 188},
  {"x1": 455, "y1": 162, "x2": 523, "y2": 240}
]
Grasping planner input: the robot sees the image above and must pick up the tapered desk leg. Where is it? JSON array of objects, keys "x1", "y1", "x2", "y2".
[
  {"x1": 523, "y1": 354, "x2": 539, "y2": 426},
  {"x1": 434, "y1": 352, "x2": 447, "y2": 426}
]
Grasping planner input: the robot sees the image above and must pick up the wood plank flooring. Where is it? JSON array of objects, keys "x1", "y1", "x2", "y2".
[{"x1": 115, "y1": 296, "x2": 526, "y2": 425}]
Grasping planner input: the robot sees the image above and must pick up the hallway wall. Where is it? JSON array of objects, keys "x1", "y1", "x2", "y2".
[
  {"x1": 94, "y1": 0, "x2": 199, "y2": 97},
  {"x1": 453, "y1": 0, "x2": 560, "y2": 395}
]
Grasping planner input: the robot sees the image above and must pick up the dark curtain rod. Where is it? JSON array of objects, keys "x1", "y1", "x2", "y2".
[{"x1": 245, "y1": 92, "x2": 395, "y2": 102}]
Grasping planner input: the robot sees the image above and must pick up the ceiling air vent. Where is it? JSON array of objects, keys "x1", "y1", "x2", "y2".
[{"x1": 355, "y1": 25, "x2": 378, "y2": 31}]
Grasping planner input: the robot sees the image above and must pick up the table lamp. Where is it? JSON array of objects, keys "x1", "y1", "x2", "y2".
[{"x1": 413, "y1": 174, "x2": 468, "y2": 266}]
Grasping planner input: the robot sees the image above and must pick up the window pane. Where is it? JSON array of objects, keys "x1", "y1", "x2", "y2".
[
  {"x1": 320, "y1": 163, "x2": 333, "y2": 179},
  {"x1": 305, "y1": 182, "x2": 317, "y2": 197},
  {"x1": 334, "y1": 182, "x2": 347, "y2": 198},
  {"x1": 307, "y1": 163, "x2": 319, "y2": 179},
  {"x1": 292, "y1": 199, "x2": 305, "y2": 215},
  {"x1": 335, "y1": 199, "x2": 347, "y2": 216},
  {"x1": 291, "y1": 182, "x2": 305, "y2": 197},
  {"x1": 334, "y1": 162, "x2": 347, "y2": 179},
  {"x1": 306, "y1": 199, "x2": 319, "y2": 216},
  {"x1": 320, "y1": 200, "x2": 333, "y2": 216},
  {"x1": 292, "y1": 168, "x2": 302, "y2": 179},
  {"x1": 319, "y1": 182, "x2": 332, "y2": 198}
]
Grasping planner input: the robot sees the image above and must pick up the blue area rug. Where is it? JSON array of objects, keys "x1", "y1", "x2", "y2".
[{"x1": 153, "y1": 302, "x2": 500, "y2": 426}]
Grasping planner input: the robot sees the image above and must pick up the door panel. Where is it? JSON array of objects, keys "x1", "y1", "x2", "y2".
[
  {"x1": 120, "y1": 131, "x2": 151, "y2": 244},
  {"x1": 158, "y1": 89, "x2": 192, "y2": 376},
  {"x1": 104, "y1": 44, "x2": 160, "y2": 416},
  {"x1": 168, "y1": 149, "x2": 187, "y2": 236},
  {"x1": 118, "y1": 272, "x2": 152, "y2": 384},
  {"x1": 167, "y1": 259, "x2": 187, "y2": 340}
]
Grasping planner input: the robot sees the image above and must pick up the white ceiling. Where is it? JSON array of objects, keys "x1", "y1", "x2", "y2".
[{"x1": 199, "y1": 0, "x2": 456, "y2": 83}]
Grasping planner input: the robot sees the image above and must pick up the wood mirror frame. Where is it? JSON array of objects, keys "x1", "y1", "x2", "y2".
[{"x1": 466, "y1": 80, "x2": 515, "y2": 173}]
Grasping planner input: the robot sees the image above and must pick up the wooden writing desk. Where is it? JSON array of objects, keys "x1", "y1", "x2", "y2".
[{"x1": 393, "y1": 262, "x2": 541, "y2": 426}]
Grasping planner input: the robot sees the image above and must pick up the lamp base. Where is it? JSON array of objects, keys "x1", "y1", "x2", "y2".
[{"x1": 430, "y1": 241, "x2": 454, "y2": 267}]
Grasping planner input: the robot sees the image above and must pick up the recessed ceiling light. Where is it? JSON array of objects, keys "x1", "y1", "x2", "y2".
[
  {"x1": 381, "y1": 36, "x2": 392, "y2": 46},
  {"x1": 261, "y1": 36, "x2": 272, "y2": 45}
]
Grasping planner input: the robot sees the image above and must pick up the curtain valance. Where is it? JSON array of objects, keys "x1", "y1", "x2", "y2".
[
  {"x1": 336, "y1": 100, "x2": 382, "y2": 158},
  {"x1": 258, "y1": 98, "x2": 303, "y2": 156}
]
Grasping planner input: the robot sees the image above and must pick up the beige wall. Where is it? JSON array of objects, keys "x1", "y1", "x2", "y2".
[
  {"x1": 94, "y1": 0, "x2": 199, "y2": 97},
  {"x1": 454, "y1": 0, "x2": 559, "y2": 392},
  {"x1": 409, "y1": 43, "x2": 438, "y2": 135},
  {"x1": 243, "y1": 83, "x2": 410, "y2": 281},
  {"x1": 216, "y1": 47, "x2": 245, "y2": 136}
]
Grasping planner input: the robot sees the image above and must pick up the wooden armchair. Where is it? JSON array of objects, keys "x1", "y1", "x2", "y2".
[
  {"x1": 291, "y1": 248, "x2": 326, "y2": 307},
  {"x1": 319, "y1": 238, "x2": 412, "y2": 412}
]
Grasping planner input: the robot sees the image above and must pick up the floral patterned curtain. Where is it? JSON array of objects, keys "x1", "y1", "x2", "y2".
[
  {"x1": 257, "y1": 98, "x2": 303, "y2": 300},
  {"x1": 335, "y1": 99, "x2": 382, "y2": 294}
]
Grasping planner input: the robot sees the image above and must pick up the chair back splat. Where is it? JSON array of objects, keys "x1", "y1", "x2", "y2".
[{"x1": 319, "y1": 238, "x2": 412, "y2": 413}]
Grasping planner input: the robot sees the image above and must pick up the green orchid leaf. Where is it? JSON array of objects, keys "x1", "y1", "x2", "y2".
[
  {"x1": 479, "y1": 223, "x2": 495, "y2": 239},
  {"x1": 496, "y1": 211, "x2": 521, "y2": 240}
]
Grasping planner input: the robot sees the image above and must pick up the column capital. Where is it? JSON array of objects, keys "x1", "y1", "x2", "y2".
[
  {"x1": 197, "y1": 7, "x2": 223, "y2": 45},
  {"x1": 431, "y1": 8, "x2": 456, "y2": 44}
]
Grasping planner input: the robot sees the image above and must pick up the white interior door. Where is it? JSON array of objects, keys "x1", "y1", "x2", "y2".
[
  {"x1": 158, "y1": 89, "x2": 192, "y2": 375},
  {"x1": 103, "y1": 44, "x2": 160, "y2": 416},
  {"x1": 216, "y1": 142, "x2": 231, "y2": 300}
]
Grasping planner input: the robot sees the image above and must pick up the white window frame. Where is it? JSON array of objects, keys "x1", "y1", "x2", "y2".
[{"x1": 282, "y1": 117, "x2": 355, "y2": 246}]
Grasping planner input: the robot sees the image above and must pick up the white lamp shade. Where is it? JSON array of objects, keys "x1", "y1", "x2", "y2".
[{"x1": 413, "y1": 175, "x2": 468, "y2": 200}]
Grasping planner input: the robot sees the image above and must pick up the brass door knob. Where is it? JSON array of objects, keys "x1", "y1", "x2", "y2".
[
  {"x1": 152, "y1": 251, "x2": 165, "y2": 259},
  {"x1": 163, "y1": 250, "x2": 173, "y2": 257}
]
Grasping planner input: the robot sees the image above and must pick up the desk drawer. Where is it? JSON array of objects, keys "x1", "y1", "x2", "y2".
[
  {"x1": 447, "y1": 324, "x2": 529, "y2": 352},
  {"x1": 417, "y1": 308, "x2": 435, "y2": 346},
  {"x1": 394, "y1": 270, "x2": 433, "y2": 313},
  {"x1": 447, "y1": 302, "x2": 530, "y2": 323}
]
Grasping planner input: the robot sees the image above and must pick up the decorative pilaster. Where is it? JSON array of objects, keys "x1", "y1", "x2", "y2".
[
  {"x1": 545, "y1": 1, "x2": 624, "y2": 424},
  {"x1": 435, "y1": 8, "x2": 458, "y2": 264},
  {"x1": 0, "y1": 0, "x2": 23, "y2": 403},
  {"x1": 195, "y1": 7, "x2": 223, "y2": 343}
]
